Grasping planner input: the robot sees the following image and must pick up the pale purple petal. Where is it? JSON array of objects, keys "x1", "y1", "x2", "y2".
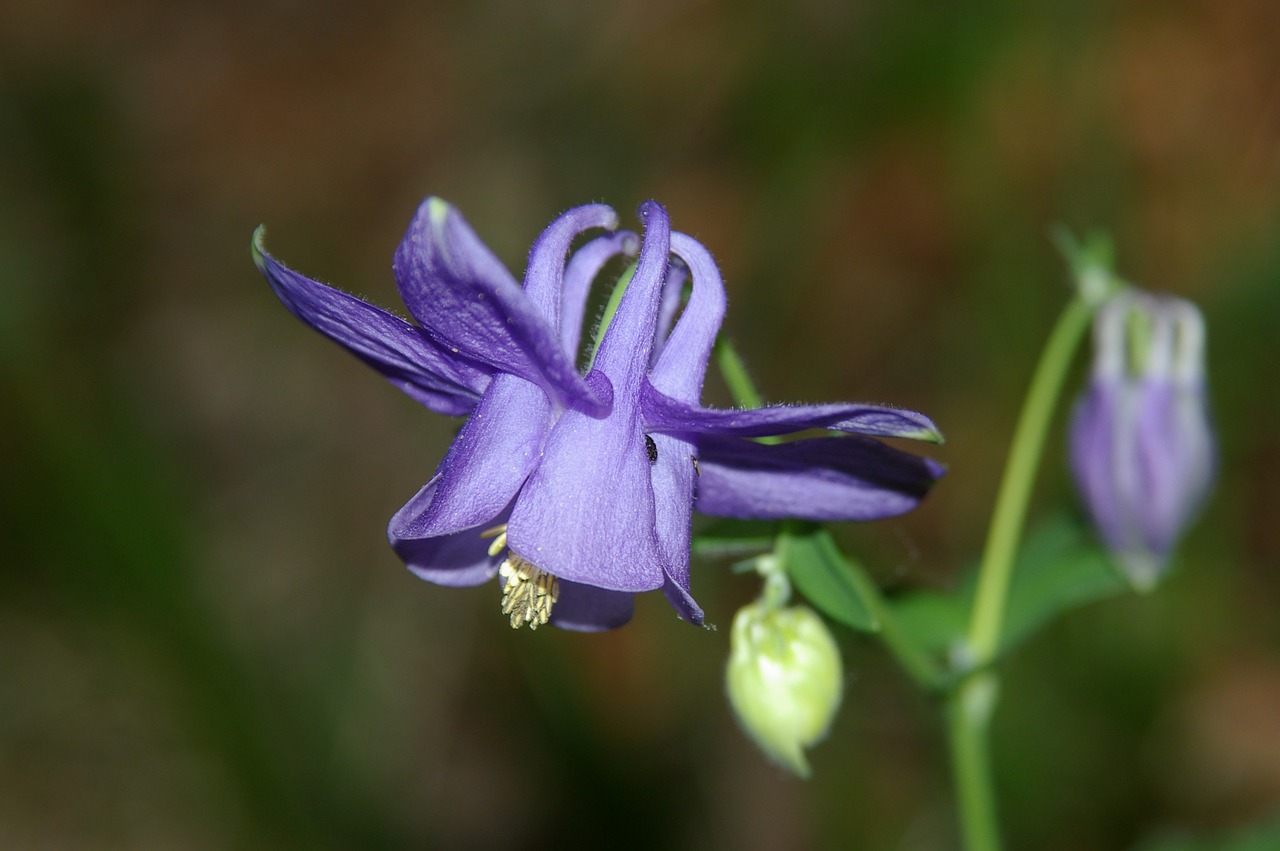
[
  {"x1": 388, "y1": 480, "x2": 501, "y2": 587},
  {"x1": 392, "y1": 199, "x2": 613, "y2": 415},
  {"x1": 642, "y1": 231, "x2": 726, "y2": 626},
  {"x1": 506, "y1": 403, "x2": 665, "y2": 591},
  {"x1": 254, "y1": 229, "x2": 490, "y2": 415},
  {"x1": 1134, "y1": 380, "x2": 1186, "y2": 555},
  {"x1": 521, "y1": 203, "x2": 620, "y2": 323},
  {"x1": 649, "y1": 232, "x2": 726, "y2": 401},
  {"x1": 549, "y1": 582, "x2": 635, "y2": 632},
  {"x1": 506, "y1": 203, "x2": 674, "y2": 592},
  {"x1": 561, "y1": 231, "x2": 640, "y2": 358},
  {"x1": 650, "y1": 431, "x2": 704, "y2": 625},
  {"x1": 642, "y1": 385, "x2": 944, "y2": 443},
  {"x1": 1133, "y1": 376, "x2": 1215, "y2": 559},
  {"x1": 694, "y1": 435, "x2": 944, "y2": 521},
  {"x1": 649, "y1": 259, "x2": 689, "y2": 367},
  {"x1": 588, "y1": 201, "x2": 670, "y2": 399},
  {"x1": 1068, "y1": 379, "x2": 1127, "y2": 552},
  {"x1": 398, "y1": 374, "x2": 552, "y2": 538}
]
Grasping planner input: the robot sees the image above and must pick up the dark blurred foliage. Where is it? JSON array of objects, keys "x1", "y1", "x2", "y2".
[{"x1": 2, "y1": 0, "x2": 1279, "y2": 848}]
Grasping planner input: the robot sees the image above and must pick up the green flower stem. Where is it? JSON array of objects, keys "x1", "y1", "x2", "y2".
[
  {"x1": 713, "y1": 336, "x2": 941, "y2": 689},
  {"x1": 964, "y1": 294, "x2": 1094, "y2": 668},
  {"x1": 947, "y1": 673, "x2": 1002, "y2": 851},
  {"x1": 946, "y1": 293, "x2": 1095, "y2": 851}
]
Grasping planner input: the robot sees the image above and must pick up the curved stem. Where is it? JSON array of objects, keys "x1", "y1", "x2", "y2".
[
  {"x1": 964, "y1": 295, "x2": 1094, "y2": 668},
  {"x1": 948, "y1": 674, "x2": 1002, "y2": 851},
  {"x1": 946, "y1": 294, "x2": 1095, "y2": 851}
]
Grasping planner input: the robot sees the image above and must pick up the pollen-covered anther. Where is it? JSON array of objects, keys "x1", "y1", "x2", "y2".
[{"x1": 498, "y1": 553, "x2": 560, "y2": 630}]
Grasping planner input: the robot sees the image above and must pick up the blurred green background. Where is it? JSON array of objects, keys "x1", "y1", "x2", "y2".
[{"x1": 3, "y1": 1, "x2": 1279, "y2": 848}]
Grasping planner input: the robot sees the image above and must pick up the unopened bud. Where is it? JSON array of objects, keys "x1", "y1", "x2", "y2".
[
  {"x1": 725, "y1": 602, "x2": 843, "y2": 777},
  {"x1": 1069, "y1": 292, "x2": 1215, "y2": 589}
]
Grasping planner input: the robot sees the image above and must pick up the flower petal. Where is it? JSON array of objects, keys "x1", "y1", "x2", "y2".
[
  {"x1": 506, "y1": 402, "x2": 665, "y2": 591},
  {"x1": 549, "y1": 582, "x2": 635, "y2": 631},
  {"x1": 399, "y1": 373, "x2": 552, "y2": 538},
  {"x1": 649, "y1": 232, "x2": 726, "y2": 401},
  {"x1": 1068, "y1": 379, "x2": 1127, "y2": 552},
  {"x1": 650, "y1": 431, "x2": 704, "y2": 625},
  {"x1": 643, "y1": 386, "x2": 944, "y2": 443},
  {"x1": 254, "y1": 228, "x2": 490, "y2": 416},
  {"x1": 588, "y1": 201, "x2": 671, "y2": 399},
  {"x1": 694, "y1": 434, "x2": 944, "y2": 521},
  {"x1": 522, "y1": 203, "x2": 621, "y2": 317},
  {"x1": 506, "y1": 204, "x2": 674, "y2": 592},
  {"x1": 392, "y1": 199, "x2": 614, "y2": 414},
  {"x1": 388, "y1": 479, "x2": 501, "y2": 587},
  {"x1": 649, "y1": 259, "x2": 689, "y2": 367},
  {"x1": 561, "y1": 232, "x2": 640, "y2": 358},
  {"x1": 641, "y1": 232, "x2": 726, "y2": 627}
]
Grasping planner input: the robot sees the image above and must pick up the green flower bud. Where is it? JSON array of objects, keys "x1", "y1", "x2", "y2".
[{"x1": 725, "y1": 602, "x2": 843, "y2": 777}]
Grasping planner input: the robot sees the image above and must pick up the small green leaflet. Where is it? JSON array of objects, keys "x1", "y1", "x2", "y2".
[{"x1": 777, "y1": 524, "x2": 878, "y2": 632}]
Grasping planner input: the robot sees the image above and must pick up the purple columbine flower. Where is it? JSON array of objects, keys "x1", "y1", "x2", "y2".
[
  {"x1": 254, "y1": 199, "x2": 944, "y2": 630},
  {"x1": 1069, "y1": 291, "x2": 1215, "y2": 590}
]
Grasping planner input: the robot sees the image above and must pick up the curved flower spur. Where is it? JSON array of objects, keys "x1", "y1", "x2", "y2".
[{"x1": 254, "y1": 199, "x2": 945, "y2": 631}]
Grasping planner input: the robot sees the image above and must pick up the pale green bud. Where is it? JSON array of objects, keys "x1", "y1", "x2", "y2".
[{"x1": 725, "y1": 602, "x2": 843, "y2": 777}]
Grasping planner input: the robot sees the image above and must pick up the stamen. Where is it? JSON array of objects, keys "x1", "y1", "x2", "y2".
[
  {"x1": 480, "y1": 523, "x2": 508, "y2": 558},
  {"x1": 498, "y1": 554, "x2": 560, "y2": 630}
]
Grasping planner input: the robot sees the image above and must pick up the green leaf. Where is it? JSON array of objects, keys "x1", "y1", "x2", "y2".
[
  {"x1": 891, "y1": 514, "x2": 1129, "y2": 663},
  {"x1": 691, "y1": 518, "x2": 778, "y2": 560},
  {"x1": 999, "y1": 514, "x2": 1128, "y2": 651},
  {"x1": 890, "y1": 588, "x2": 969, "y2": 662},
  {"x1": 777, "y1": 525, "x2": 878, "y2": 632}
]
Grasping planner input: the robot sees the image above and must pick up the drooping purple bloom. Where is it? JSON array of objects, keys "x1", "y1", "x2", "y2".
[
  {"x1": 254, "y1": 198, "x2": 944, "y2": 630},
  {"x1": 1069, "y1": 292, "x2": 1215, "y2": 590}
]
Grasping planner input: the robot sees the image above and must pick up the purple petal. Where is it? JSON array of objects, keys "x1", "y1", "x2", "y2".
[
  {"x1": 506, "y1": 398, "x2": 666, "y2": 593},
  {"x1": 397, "y1": 373, "x2": 552, "y2": 538},
  {"x1": 589, "y1": 201, "x2": 671, "y2": 399},
  {"x1": 649, "y1": 232, "x2": 727, "y2": 402},
  {"x1": 649, "y1": 259, "x2": 689, "y2": 367},
  {"x1": 642, "y1": 385, "x2": 945, "y2": 443},
  {"x1": 506, "y1": 406, "x2": 665, "y2": 592},
  {"x1": 254, "y1": 228, "x2": 490, "y2": 416},
  {"x1": 388, "y1": 479, "x2": 501, "y2": 587},
  {"x1": 392, "y1": 199, "x2": 613, "y2": 415},
  {"x1": 1068, "y1": 379, "x2": 1127, "y2": 552},
  {"x1": 522, "y1": 203, "x2": 621, "y2": 321},
  {"x1": 505, "y1": 204, "x2": 675, "y2": 592},
  {"x1": 561, "y1": 231, "x2": 640, "y2": 358},
  {"x1": 1133, "y1": 380, "x2": 1185, "y2": 555},
  {"x1": 549, "y1": 581, "x2": 635, "y2": 631},
  {"x1": 649, "y1": 431, "x2": 704, "y2": 625},
  {"x1": 694, "y1": 434, "x2": 944, "y2": 521},
  {"x1": 1132, "y1": 376, "x2": 1215, "y2": 558}
]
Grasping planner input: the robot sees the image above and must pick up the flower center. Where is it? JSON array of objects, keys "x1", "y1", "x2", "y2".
[{"x1": 482, "y1": 524, "x2": 560, "y2": 630}]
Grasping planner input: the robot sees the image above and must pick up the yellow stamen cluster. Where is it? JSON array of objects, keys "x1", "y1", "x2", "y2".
[{"x1": 482, "y1": 524, "x2": 559, "y2": 630}]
